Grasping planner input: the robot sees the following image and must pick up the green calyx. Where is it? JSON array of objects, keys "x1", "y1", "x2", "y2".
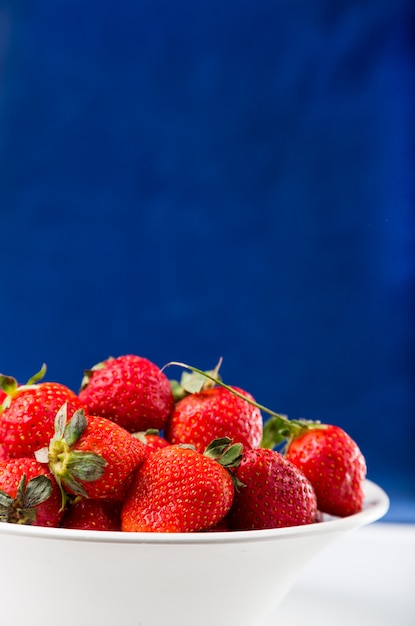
[
  {"x1": 204, "y1": 437, "x2": 243, "y2": 468},
  {"x1": 203, "y1": 437, "x2": 245, "y2": 491},
  {"x1": 79, "y1": 357, "x2": 113, "y2": 391},
  {"x1": 169, "y1": 358, "x2": 223, "y2": 401},
  {"x1": 133, "y1": 428, "x2": 160, "y2": 443},
  {"x1": 260, "y1": 415, "x2": 326, "y2": 450},
  {"x1": 0, "y1": 474, "x2": 53, "y2": 525},
  {"x1": 0, "y1": 363, "x2": 47, "y2": 412},
  {"x1": 35, "y1": 403, "x2": 107, "y2": 507},
  {"x1": 162, "y1": 360, "x2": 323, "y2": 450}
]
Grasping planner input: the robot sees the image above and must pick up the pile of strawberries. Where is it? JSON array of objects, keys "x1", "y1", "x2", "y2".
[{"x1": 0, "y1": 355, "x2": 367, "y2": 533}]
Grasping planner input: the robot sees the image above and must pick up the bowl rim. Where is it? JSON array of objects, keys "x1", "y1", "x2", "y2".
[{"x1": 0, "y1": 479, "x2": 389, "y2": 545}]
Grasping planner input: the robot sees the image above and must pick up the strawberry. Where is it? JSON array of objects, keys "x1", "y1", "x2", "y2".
[
  {"x1": 227, "y1": 448, "x2": 317, "y2": 530},
  {"x1": 60, "y1": 498, "x2": 122, "y2": 531},
  {"x1": 78, "y1": 354, "x2": 175, "y2": 433},
  {"x1": 0, "y1": 444, "x2": 9, "y2": 461},
  {"x1": 0, "y1": 457, "x2": 64, "y2": 527},
  {"x1": 164, "y1": 363, "x2": 263, "y2": 453},
  {"x1": 203, "y1": 518, "x2": 230, "y2": 532},
  {"x1": 121, "y1": 437, "x2": 242, "y2": 532},
  {"x1": 133, "y1": 429, "x2": 170, "y2": 454},
  {"x1": 285, "y1": 424, "x2": 367, "y2": 517},
  {"x1": 0, "y1": 365, "x2": 85, "y2": 458},
  {"x1": 35, "y1": 404, "x2": 147, "y2": 502}
]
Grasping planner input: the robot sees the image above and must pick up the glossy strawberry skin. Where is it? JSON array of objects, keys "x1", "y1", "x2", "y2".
[
  {"x1": 137, "y1": 432, "x2": 170, "y2": 454},
  {"x1": 227, "y1": 448, "x2": 317, "y2": 530},
  {"x1": 164, "y1": 386, "x2": 263, "y2": 453},
  {"x1": 67, "y1": 415, "x2": 148, "y2": 500},
  {"x1": 78, "y1": 355, "x2": 175, "y2": 433},
  {"x1": 0, "y1": 383, "x2": 85, "y2": 458},
  {"x1": 0, "y1": 458, "x2": 64, "y2": 527},
  {"x1": 60, "y1": 499, "x2": 122, "y2": 531},
  {"x1": 121, "y1": 445, "x2": 235, "y2": 533},
  {"x1": 286, "y1": 425, "x2": 367, "y2": 517},
  {"x1": 0, "y1": 444, "x2": 9, "y2": 461}
]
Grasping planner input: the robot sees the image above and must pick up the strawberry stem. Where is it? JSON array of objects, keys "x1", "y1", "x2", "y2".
[
  {"x1": 162, "y1": 361, "x2": 323, "y2": 449},
  {"x1": 26, "y1": 363, "x2": 47, "y2": 386}
]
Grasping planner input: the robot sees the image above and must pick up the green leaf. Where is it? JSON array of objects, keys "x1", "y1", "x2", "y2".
[
  {"x1": 180, "y1": 371, "x2": 209, "y2": 394},
  {"x1": 0, "y1": 374, "x2": 18, "y2": 396},
  {"x1": 53, "y1": 403, "x2": 68, "y2": 440},
  {"x1": 204, "y1": 437, "x2": 233, "y2": 460},
  {"x1": 218, "y1": 443, "x2": 243, "y2": 468},
  {"x1": 0, "y1": 490, "x2": 14, "y2": 508},
  {"x1": 132, "y1": 428, "x2": 159, "y2": 443},
  {"x1": 261, "y1": 416, "x2": 324, "y2": 449},
  {"x1": 26, "y1": 363, "x2": 47, "y2": 386},
  {"x1": 144, "y1": 428, "x2": 159, "y2": 436},
  {"x1": 66, "y1": 451, "x2": 107, "y2": 482},
  {"x1": 15, "y1": 474, "x2": 28, "y2": 506},
  {"x1": 230, "y1": 473, "x2": 246, "y2": 492},
  {"x1": 60, "y1": 474, "x2": 88, "y2": 499},
  {"x1": 24, "y1": 475, "x2": 53, "y2": 508},
  {"x1": 261, "y1": 415, "x2": 296, "y2": 449},
  {"x1": 64, "y1": 409, "x2": 88, "y2": 447},
  {"x1": 169, "y1": 379, "x2": 188, "y2": 402},
  {"x1": 80, "y1": 359, "x2": 109, "y2": 391},
  {"x1": 180, "y1": 365, "x2": 222, "y2": 394},
  {"x1": 204, "y1": 438, "x2": 243, "y2": 469}
]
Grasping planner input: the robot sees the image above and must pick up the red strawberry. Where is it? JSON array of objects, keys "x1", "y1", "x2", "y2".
[
  {"x1": 164, "y1": 363, "x2": 263, "y2": 453},
  {"x1": 36, "y1": 404, "x2": 147, "y2": 501},
  {"x1": 78, "y1": 354, "x2": 175, "y2": 432},
  {"x1": 203, "y1": 518, "x2": 230, "y2": 532},
  {"x1": 165, "y1": 386, "x2": 263, "y2": 454},
  {"x1": 121, "y1": 438, "x2": 241, "y2": 532},
  {"x1": 133, "y1": 429, "x2": 170, "y2": 454},
  {"x1": 60, "y1": 498, "x2": 121, "y2": 531},
  {"x1": 0, "y1": 365, "x2": 85, "y2": 458},
  {"x1": 0, "y1": 457, "x2": 64, "y2": 527},
  {"x1": 227, "y1": 448, "x2": 317, "y2": 530},
  {"x1": 286, "y1": 425, "x2": 367, "y2": 517},
  {"x1": 0, "y1": 444, "x2": 9, "y2": 461}
]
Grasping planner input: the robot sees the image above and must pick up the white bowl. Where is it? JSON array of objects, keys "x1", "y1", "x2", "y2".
[{"x1": 0, "y1": 479, "x2": 389, "y2": 626}]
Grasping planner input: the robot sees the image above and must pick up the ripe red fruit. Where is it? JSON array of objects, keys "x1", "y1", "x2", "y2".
[
  {"x1": 133, "y1": 429, "x2": 170, "y2": 454},
  {"x1": 227, "y1": 448, "x2": 317, "y2": 530},
  {"x1": 165, "y1": 386, "x2": 263, "y2": 453},
  {"x1": 286, "y1": 425, "x2": 367, "y2": 517},
  {"x1": 121, "y1": 438, "x2": 241, "y2": 533},
  {"x1": 36, "y1": 404, "x2": 147, "y2": 501},
  {"x1": 0, "y1": 366, "x2": 85, "y2": 458},
  {"x1": 0, "y1": 444, "x2": 9, "y2": 461},
  {"x1": 78, "y1": 355, "x2": 175, "y2": 432},
  {"x1": 0, "y1": 457, "x2": 64, "y2": 527},
  {"x1": 60, "y1": 499, "x2": 122, "y2": 531}
]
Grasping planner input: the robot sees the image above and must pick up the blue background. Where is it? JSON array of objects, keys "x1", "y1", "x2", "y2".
[{"x1": 0, "y1": 0, "x2": 414, "y2": 521}]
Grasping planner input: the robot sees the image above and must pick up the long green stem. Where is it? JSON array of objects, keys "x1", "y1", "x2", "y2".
[
  {"x1": 161, "y1": 361, "x2": 322, "y2": 448},
  {"x1": 162, "y1": 361, "x2": 287, "y2": 419}
]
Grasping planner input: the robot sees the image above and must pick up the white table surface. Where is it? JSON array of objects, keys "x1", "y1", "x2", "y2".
[{"x1": 273, "y1": 522, "x2": 415, "y2": 626}]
